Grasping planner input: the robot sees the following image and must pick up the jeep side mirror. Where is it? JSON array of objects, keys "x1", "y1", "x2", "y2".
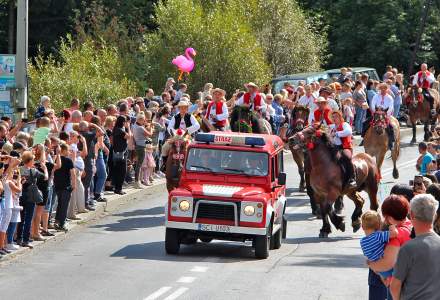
[{"x1": 277, "y1": 172, "x2": 286, "y2": 186}]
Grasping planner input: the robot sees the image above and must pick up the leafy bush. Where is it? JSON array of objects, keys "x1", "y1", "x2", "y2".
[
  {"x1": 28, "y1": 36, "x2": 137, "y2": 115},
  {"x1": 141, "y1": 0, "x2": 272, "y2": 95}
]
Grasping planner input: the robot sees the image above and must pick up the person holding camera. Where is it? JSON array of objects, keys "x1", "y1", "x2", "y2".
[{"x1": 53, "y1": 143, "x2": 76, "y2": 232}]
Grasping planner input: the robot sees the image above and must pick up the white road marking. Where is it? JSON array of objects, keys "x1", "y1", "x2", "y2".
[
  {"x1": 176, "y1": 276, "x2": 196, "y2": 283},
  {"x1": 190, "y1": 266, "x2": 208, "y2": 273},
  {"x1": 381, "y1": 158, "x2": 418, "y2": 176},
  {"x1": 143, "y1": 286, "x2": 172, "y2": 300},
  {"x1": 164, "y1": 287, "x2": 189, "y2": 300}
]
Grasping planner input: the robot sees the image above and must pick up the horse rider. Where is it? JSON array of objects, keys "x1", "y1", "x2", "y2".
[
  {"x1": 236, "y1": 82, "x2": 267, "y2": 113},
  {"x1": 319, "y1": 86, "x2": 339, "y2": 112},
  {"x1": 363, "y1": 83, "x2": 395, "y2": 150},
  {"x1": 310, "y1": 97, "x2": 333, "y2": 126},
  {"x1": 167, "y1": 99, "x2": 201, "y2": 136},
  {"x1": 205, "y1": 88, "x2": 229, "y2": 131},
  {"x1": 329, "y1": 111, "x2": 356, "y2": 189},
  {"x1": 412, "y1": 63, "x2": 436, "y2": 115}
]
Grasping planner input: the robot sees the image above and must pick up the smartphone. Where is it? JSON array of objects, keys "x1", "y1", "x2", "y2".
[{"x1": 414, "y1": 175, "x2": 424, "y2": 186}]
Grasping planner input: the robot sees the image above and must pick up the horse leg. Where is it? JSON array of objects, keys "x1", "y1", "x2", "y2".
[
  {"x1": 306, "y1": 173, "x2": 319, "y2": 217},
  {"x1": 366, "y1": 169, "x2": 380, "y2": 211},
  {"x1": 347, "y1": 192, "x2": 364, "y2": 233},
  {"x1": 319, "y1": 201, "x2": 331, "y2": 238},
  {"x1": 411, "y1": 122, "x2": 416, "y2": 144},
  {"x1": 334, "y1": 196, "x2": 344, "y2": 215},
  {"x1": 376, "y1": 152, "x2": 385, "y2": 176},
  {"x1": 298, "y1": 168, "x2": 305, "y2": 192},
  {"x1": 328, "y1": 201, "x2": 345, "y2": 233},
  {"x1": 423, "y1": 121, "x2": 430, "y2": 141},
  {"x1": 392, "y1": 147, "x2": 399, "y2": 179}
]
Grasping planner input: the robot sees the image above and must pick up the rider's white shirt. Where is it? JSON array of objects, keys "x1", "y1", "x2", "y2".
[
  {"x1": 236, "y1": 93, "x2": 267, "y2": 111},
  {"x1": 412, "y1": 71, "x2": 435, "y2": 86},
  {"x1": 370, "y1": 93, "x2": 394, "y2": 116},
  {"x1": 207, "y1": 102, "x2": 229, "y2": 124},
  {"x1": 329, "y1": 123, "x2": 352, "y2": 146},
  {"x1": 167, "y1": 113, "x2": 200, "y2": 135}
]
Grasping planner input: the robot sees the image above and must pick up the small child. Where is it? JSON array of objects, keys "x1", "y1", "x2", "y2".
[
  {"x1": 342, "y1": 98, "x2": 355, "y2": 126},
  {"x1": 141, "y1": 143, "x2": 156, "y2": 186},
  {"x1": 360, "y1": 211, "x2": 398, "y2": 278},
  {"x1": 33, "y1": 116, "x2": 51, "y2": 146}
]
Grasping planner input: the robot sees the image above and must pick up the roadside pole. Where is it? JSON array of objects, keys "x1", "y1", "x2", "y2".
[{"x1": 15, "y1": 0, "x2": 28, "y2": 118}]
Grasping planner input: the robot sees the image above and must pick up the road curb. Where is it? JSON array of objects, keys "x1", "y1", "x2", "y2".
[{"x1": 0, "y1": 179, "x2": 167, "y2": 265}]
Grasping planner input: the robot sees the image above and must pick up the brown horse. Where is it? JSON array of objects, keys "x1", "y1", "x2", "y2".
[
  {"x1": 164, "y1": 137, "x2": 189, "y2": 192},
  {"x1": 287, "y1": 106, "x2": 310, "y2": 191},
  {"x1": 292, "y1": 126, "x2": 380, "y2": 238},
  {"x1": 405, "y1": 85, "x2": 439, "y2": 143},
  {"x1": 364, "y1": 110, "x2": 400, "y2": 179}
]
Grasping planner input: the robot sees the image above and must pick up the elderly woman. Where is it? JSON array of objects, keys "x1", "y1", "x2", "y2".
[
  {"x1": 34, "y1": 95, "x2": 51, "y2": 119},
  {"x1": 132, "y1": 112, "x2": 152, "y2": 189},
  {"x1": 367, "y1": 195, "x2": 412, "y2": 299}
]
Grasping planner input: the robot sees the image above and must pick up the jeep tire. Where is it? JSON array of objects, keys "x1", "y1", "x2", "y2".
[
  {"x1": 165, "y1": 228, "x2": 180, "y2": 254},
  {"x1": 255, "y1": 223, "x2": 271, "y2": 259}
]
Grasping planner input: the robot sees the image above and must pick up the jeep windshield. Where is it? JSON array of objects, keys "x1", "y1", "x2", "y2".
[{"x1": 186, "y1": 148, "x2": 268, "y2": 176}]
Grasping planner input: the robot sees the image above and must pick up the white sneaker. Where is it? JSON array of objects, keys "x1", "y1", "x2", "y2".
[
  {"x1": 6, "y1": 243, "x2": 19, "y2": 251},
  {"x1": 153, "y1": 173, "x2": 161, "y2": 179},
  {"x1": 158, "y1": 171, "x2": 166, "y2": 178}
]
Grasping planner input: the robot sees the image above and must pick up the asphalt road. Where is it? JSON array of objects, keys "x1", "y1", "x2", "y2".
[{"x1": 0, "y1": 135, "x2": 421, "y2": 300}]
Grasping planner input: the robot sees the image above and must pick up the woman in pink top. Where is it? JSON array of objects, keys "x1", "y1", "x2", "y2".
[{"x1": 367, "y1": 195, "x2": 412, "y2": 299}]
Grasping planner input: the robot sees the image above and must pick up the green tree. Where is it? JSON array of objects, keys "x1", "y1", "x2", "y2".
[
  {"x1": 298, "y1": 0, "x2": 440, "y2": 74},
  {"x1": 239, "y1": 0, "x2": 327, "y2": 76},
  {"x1": 28, "y1": 36, "x2": 136, "y2": 115},
  {"x1": 142, "y1": 0, "x2": 271, "y2": 95}
]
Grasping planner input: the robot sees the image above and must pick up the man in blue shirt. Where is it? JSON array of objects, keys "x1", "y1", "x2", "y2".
[{"x1": 418, "y1": 142, "x2": 435, "y2": 175}]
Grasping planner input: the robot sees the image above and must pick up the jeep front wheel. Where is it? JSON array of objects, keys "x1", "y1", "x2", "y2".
[
  {"x1": 165, "y1": 228, "x2": 180, "y2": 254},
  {"x1": 255, "y1": 223, "x2": 271, "y2": 259}
]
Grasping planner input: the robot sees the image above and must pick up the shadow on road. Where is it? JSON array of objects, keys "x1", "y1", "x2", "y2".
[
  {"x1": 284, "y1": 236, "x2": 357, "y2": 245},
  {"x1": 111, "y1": 241, "x2": 257, "y2": 262},
  {"x1": 284, "y1": 253, "x2": 365, "y2": 268},
  {"x1": 285, "y1": 212, "x2": 316, "y2": 222},
  {"x1": 113, "y1": 206, "x2": 164, "y2": 217}
]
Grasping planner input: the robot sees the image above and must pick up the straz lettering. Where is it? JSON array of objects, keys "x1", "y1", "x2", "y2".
[{"x1": 214, "y1": 136, "x2": 232, "y2": 144}]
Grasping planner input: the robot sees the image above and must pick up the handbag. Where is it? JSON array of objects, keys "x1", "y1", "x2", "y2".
[
  {"x1": 113, "y1": 150, "x2": 126, "y2": 163},
  {"x1": 26, "y1": 169, "x2": 44, "y2": 204}
]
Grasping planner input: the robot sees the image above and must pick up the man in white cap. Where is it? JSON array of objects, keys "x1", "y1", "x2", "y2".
[
  {"x1": 236, "y1": 82, "x2": 266, "y2": 113},
  {"x1": 205, "y1": 88, "x2": 229, "y2": 131},
  {"x1": 167, "y1": 99, "x2": 200, "y2": 135}
]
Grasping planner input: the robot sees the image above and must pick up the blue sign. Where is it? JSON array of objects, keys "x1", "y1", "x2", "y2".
[{"x1": 0, "y1": 55, "x2": 16, "y2": 89}]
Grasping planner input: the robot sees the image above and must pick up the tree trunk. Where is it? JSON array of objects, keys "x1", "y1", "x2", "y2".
[{"x1": 8, "y1": 0, "x2": 15, "y2": 54}]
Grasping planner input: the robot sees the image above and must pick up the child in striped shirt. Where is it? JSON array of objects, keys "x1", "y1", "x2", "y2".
[{"x1": 360, "y1": 211, "x2": 398, "y2": 278}]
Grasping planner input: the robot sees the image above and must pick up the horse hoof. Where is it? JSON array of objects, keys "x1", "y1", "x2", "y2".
[
  {"x1": 352, "y1": 223, "x2": 361, "y2": 233},
  {"x1": 410, "y1": 139, "x2": 416, "y2": 144},
  {"x1": 299, "y1": 186, "x2": 305, "y2": 193},
  {"x1": 319, "y1": 232, "x2": 329, "y2": 238},
  {"x1": 338, "y1": 222, "x2": 346, "y2": 232},
  {"x1": 392, "y1": 168, "x2": 399, "y2": 179}
]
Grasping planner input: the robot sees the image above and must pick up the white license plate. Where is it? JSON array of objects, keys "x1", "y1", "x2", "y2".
[{"x1": 198, "y1": 224, "x2": 232, "y2": 233}]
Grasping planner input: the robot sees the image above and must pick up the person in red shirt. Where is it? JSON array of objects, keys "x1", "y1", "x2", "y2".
[
  {"x1": 312, "y1": 97, "x2": 333, "y2": 125},
  {"x1": 368, "y1": 195, "x2": 412, "y2": 290},
  {"x1": 205, "y1": 88, "x2": 229, "y2": 131},
  {"x1": 330, "y1": 111, "x2": 356, "y2": 188}
]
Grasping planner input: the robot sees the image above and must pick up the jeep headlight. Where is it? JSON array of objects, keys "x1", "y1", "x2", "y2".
[
  {"x1": 243, "y1": 205, "x2": 256, "y2": 216},
  {"x1": 179, "y1": 200, "x2": 191, "y2": 212}
]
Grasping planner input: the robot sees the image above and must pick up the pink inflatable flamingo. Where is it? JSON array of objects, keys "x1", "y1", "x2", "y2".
[{"x1": 172, "y1": 47, "x2": 196, "y2": 81}]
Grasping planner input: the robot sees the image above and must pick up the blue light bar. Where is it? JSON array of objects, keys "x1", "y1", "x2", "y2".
[
  {"x1": 195, "y1": 133, "x2": 215, "y2": 143},
  {"x1": 194, "y1": 133, "x2": 265, "y2": 147},
  {"x1": 244, "y1": 137, "x2": 266, "y2": 146}
]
